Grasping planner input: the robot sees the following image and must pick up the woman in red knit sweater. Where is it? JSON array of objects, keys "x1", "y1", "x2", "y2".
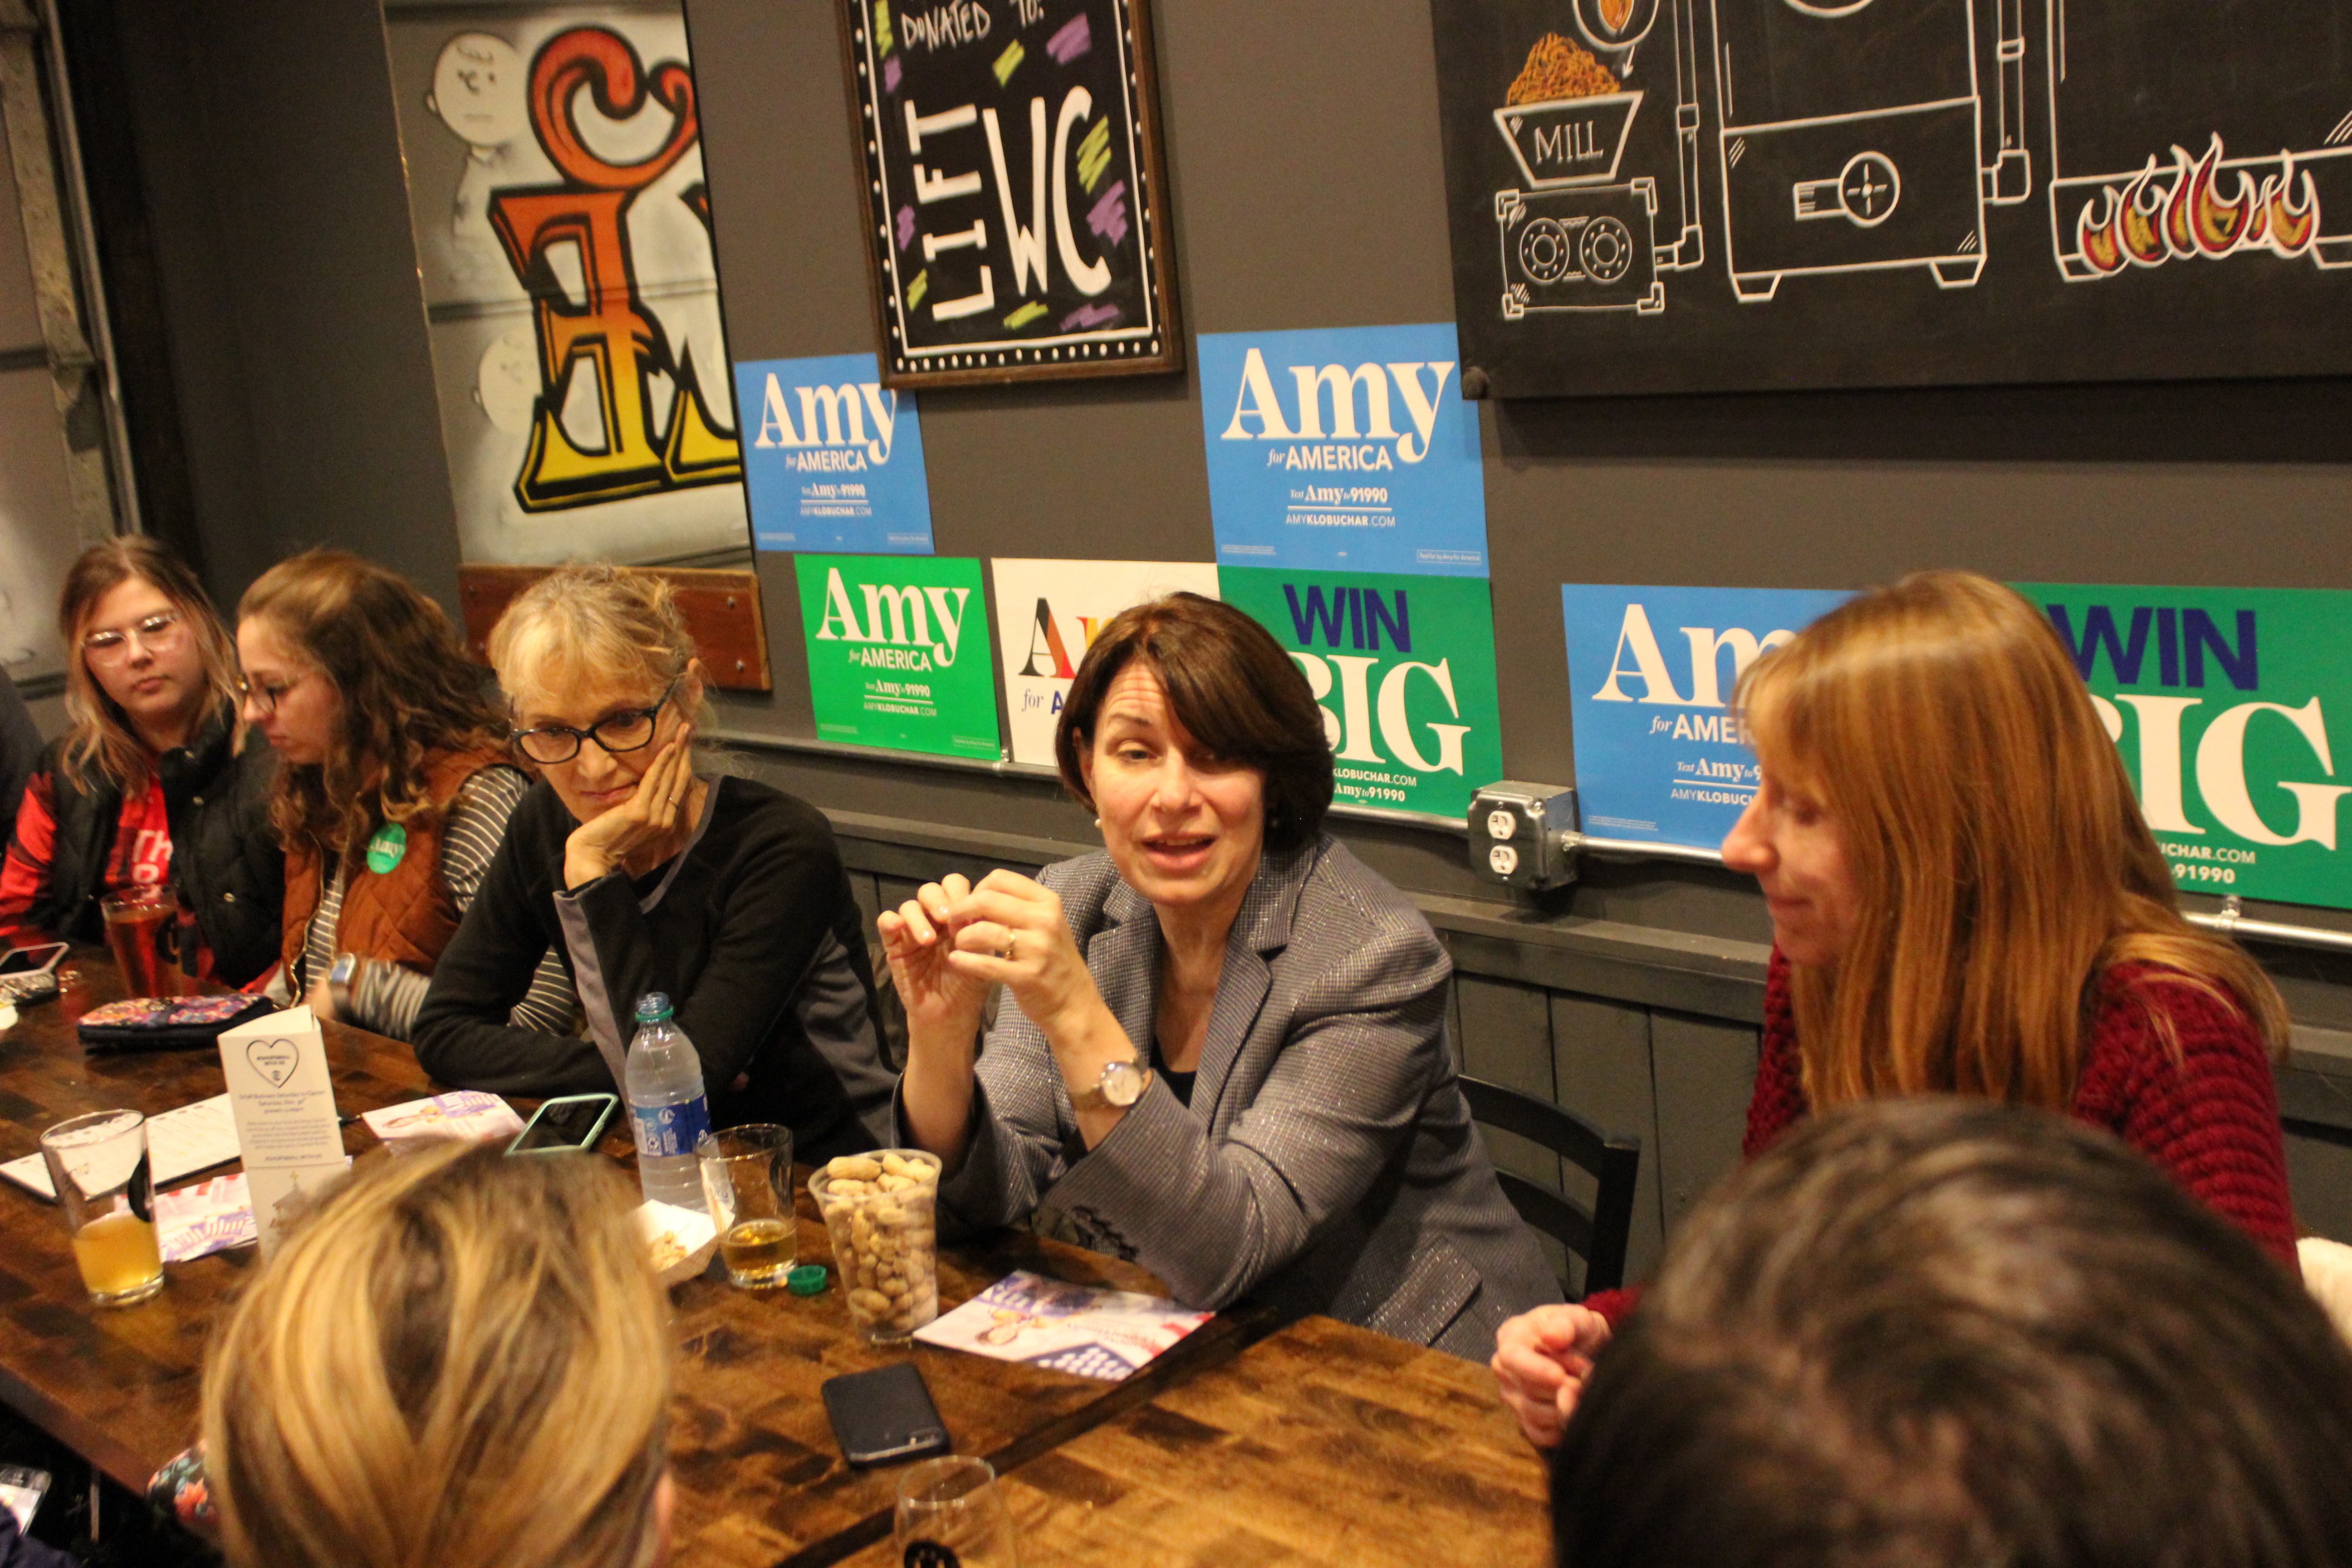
[{"x1": 1494, "y1": 569, "x2": 2301, "y2": 1448}]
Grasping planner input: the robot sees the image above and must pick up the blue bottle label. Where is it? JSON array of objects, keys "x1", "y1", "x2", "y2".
[{"x1": 630, "y1": 1094, "x2": 711, "y2": 1160}]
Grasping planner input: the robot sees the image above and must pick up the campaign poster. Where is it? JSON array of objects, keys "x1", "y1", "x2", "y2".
[
  {"x1": 1561, "y1": 584, "x2": 1848, "y2": 849},
  {"x1": 1221, "y1": 568, "x2": 1503, "y2": 821},
  {"x1": 1198, "y1": 324, "x2": 1488, "y2": 578},
  {"x1": 735, "y1": 354, "x2": 934, "y2": 554},
  {"x1": 2019, "y1": 584, "x2": 2352, "y2": 912},
  {"x1": 991, "y1": 559, "x2": 1220, "y2": 766},
  {"x1": 795, "y1": 555, "x2": 1000, "y2": 760}
]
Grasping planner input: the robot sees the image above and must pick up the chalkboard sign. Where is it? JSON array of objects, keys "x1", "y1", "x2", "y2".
[
  {"x1": 1429, "y1": 0, "x2": 2352, "y2": 397},
  {"x1": 838, "y1": 0, "x2": 1181, "y2": 389}
]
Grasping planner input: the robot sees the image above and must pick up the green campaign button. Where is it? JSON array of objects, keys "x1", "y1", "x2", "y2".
[{"x1": 365, "y1": 822, "x2": 407, "y2": 874}]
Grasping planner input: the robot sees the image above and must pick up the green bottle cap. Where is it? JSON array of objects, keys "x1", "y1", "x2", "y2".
[
  {"x1": 634, "y1": 992, "x2": 673, "y2": 1023},
  {"x1": 786, "y1": 1263, "x2": 828, "y2": 1296}
]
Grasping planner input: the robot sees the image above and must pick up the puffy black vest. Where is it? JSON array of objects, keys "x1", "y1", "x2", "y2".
[{"x1": 28, "y1": 714, "x2": 284, "y2": 985}]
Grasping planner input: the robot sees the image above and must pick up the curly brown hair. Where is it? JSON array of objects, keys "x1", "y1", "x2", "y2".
[{"x1": 238, "y1": 550, "x2": 506, "y2": 861}]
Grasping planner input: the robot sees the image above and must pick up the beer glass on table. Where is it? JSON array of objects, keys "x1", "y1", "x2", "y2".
[
  {"x1": 895, "y1": 1457, "x2": 1021, "y2": 1568},
  {"x1": 698, "y1": 1123, "x2": 795, "y2": 1289},
  {"x1": 101, "y1": 887, "x2": 179, "y2": 998},
  {"x1": 40, "y1": 1110, "x2": 164, "y2": 1306}
]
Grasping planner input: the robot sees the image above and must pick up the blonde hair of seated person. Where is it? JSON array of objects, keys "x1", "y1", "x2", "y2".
[
  {"x1": 200, "y1": 1143, "x2": 671, "y2": 1568},
  {"x1": 1737, "y1": 569, "x2": 2287, "y2": 1113},
  {"x1": 487, "y1": 562, "x2": 717, "y2": 736}
]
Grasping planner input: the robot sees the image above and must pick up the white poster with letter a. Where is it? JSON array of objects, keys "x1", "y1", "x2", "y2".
[{"x1": 990, "y1": 559, "x2": 1220, "y2": 766}]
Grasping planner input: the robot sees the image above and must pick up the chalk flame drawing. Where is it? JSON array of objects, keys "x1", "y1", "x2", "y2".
[{"x1": 2075, "y1": 134, "x2": 2319, "y2": 276}]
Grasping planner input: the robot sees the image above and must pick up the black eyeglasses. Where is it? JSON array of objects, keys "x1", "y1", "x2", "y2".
[
  {"x1": 510, "y1": 681, "x2": 678, "y2": 764},
  {"x1": 237, "y1": 671, "x2": 308, "y2": 717}
]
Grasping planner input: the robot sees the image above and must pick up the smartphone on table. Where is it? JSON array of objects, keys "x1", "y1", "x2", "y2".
[
  {"x1": 822, "y1": 1362, "x2": 951, "y2": 1467},
  {"x1": 0, "y1": 942, "x2": 68, "y2": 1005},
  {"x1": 506, "y1": 1093, "x2": 618, "y2": 1156}
]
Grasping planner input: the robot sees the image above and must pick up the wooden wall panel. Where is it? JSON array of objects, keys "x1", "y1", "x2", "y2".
[
  {"x1": 1550, "y1": 992, "x2": 1665, "y2": 1288},
  {"x1": 1649, "y1": 1013, "x2": 1760, "y2": 1228}
]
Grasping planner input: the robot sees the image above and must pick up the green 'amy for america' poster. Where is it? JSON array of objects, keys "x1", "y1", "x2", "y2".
[{"x1": 794, "y1": 554, "x2": 1000, "y2": 760}]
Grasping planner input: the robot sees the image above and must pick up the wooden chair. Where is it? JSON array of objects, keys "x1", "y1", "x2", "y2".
[{"x1": 1460, "y1": 1075, "x2": 1642, "y2": 1298}]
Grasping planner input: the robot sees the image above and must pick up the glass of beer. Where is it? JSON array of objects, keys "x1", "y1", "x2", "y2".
[
  {"x1": 101, "y1": 887, "x2": 178, "y2": 998},
  {"x1": 697, "y1": 1123, "x2": 794, "y2": 1289},
  {"x1": 39, "y1": 1110, "x2": 164, "y2": 1306}
]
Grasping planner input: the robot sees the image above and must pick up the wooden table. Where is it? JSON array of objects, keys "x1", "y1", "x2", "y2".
[
  {"x1": 836, "y1": 1316, "x2": 1553, "y2": 1568},
  {"x1": 0, "y1": 948, "x2": 1265, "y2": 1566}
]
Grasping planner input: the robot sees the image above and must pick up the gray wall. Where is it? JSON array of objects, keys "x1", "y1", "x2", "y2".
[
  {"x1": 93, "y1": 0, "x2": 2352, "y2": 1254},
  {"x1": 109, "y1": 0, "x2": 461, "y2": 614}
]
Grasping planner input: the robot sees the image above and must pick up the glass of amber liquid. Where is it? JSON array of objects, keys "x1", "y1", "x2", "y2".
[
  {"x1": 101, "y1": 887, "x2": 179, "y2": 999},
  {"x1": 698, "y1": 1124, "x2": 795, "y2": 1289},
  {"x1": 39, "y1": 1110, "x2": 164, "y2": 1306}
]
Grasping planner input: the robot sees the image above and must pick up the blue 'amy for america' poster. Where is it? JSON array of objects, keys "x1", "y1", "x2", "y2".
[
  {"x1": 1198, "y1": 324, "x2": 1487, "y2": 578},
  {"x1": 1563, "y1": 584, "x2": 1849, "y2": 850},
  {"x1": 733, "y1": 353, "x2": 933, "y2": 554}
]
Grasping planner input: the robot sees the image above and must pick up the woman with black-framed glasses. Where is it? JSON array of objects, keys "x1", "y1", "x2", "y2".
[
  {"x1": 414, "y1": 564, "x2": 896, "y2": 1165},
  {"x1": 237, "y1": 550, "x2": 576, "y2": 1041}
]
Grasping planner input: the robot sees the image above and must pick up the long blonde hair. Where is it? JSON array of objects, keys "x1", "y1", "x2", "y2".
[
  {"x1": 57, "y1": 536, "x2": 241, "y2": 793},
  {"x1": 200, "y1": 1143, "x2": 671, "y2": 1568},
  {"x1": 238, "y1": 550, "x2": 507, "y2": 860},
  {"x1": 1738, "y1": 570, "x2": 2288, "y2": 1112}
]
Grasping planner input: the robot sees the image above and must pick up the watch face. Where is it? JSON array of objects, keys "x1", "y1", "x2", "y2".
[{"x1": 1102, "y1": 1060, "x2": 1147, "y2": 1108}]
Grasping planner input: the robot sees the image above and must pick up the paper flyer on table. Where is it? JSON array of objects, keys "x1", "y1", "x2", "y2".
[
  {"x1": 157, "y1": 1172, "x2": 258, "y2": 1261},
  {"x1": 914, "y1": 1269, "x2": 1214, "y2": 1381},
  {"x1": 0, "y1": 1093, "x2": 241, "y2": 1201},
  {"x1": 361, "y1": 1091, "x2": 525, "y2": 1151}
]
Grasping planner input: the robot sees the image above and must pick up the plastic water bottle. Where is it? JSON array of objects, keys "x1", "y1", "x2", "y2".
[{"x1": 624, "y1": 992, "x2": 710, "y2": 1210}]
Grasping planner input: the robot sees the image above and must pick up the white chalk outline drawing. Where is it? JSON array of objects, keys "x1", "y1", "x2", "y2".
[
  {"x1": 1494, "y1": 92, "x2": 1647, "y2": 188},
  {"x1": 1709, "y1": 0, "x2": 2031, "y2": 304},
  {"x1": 1497, "y1": 183, "x2": 1669, "y2": 314},
  {"x1": 1486, "y1": 0, "x2": 1705, "y2": 322},
  {"x1": 2044, "y1": 0, "x2": 2352, "y2": 280}
]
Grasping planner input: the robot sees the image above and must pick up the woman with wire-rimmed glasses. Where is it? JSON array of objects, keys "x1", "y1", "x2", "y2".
[
  {"x1": 0, "y1": 536, "x2": 283, "y2": 985},
  {"x1": 414, "y1": 564, "x2": 895, "y2": 1164},
  {"x1": 237, "y1": 549, "x2": 574, "y2": 1041}
]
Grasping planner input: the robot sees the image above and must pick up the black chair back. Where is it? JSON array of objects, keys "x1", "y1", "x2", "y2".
[{"x1": 1459, "y1": 1075, "x2": 1642, "y2": 1298}]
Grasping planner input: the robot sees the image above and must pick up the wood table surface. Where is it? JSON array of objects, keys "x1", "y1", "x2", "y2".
[
  {"x1": 0, "y1": 946, "x2": 1269, "y2": 1568},
  {"x1": 834, "y1": 1315, "x2": 1553, "y2": 1568}
]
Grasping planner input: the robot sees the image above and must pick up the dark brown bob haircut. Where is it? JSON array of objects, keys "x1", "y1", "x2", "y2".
[
  {"x1": 1053, "y1": 593, "x2": 1333, "y2": 853},
  {"x1": 1549, "y1": 1098, "x2": 2352, "y2": 1568}
]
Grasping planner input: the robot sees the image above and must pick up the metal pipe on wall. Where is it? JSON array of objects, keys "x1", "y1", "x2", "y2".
[{"x1": 714, "y1": 730, "x2": 2352, "y2": 960}]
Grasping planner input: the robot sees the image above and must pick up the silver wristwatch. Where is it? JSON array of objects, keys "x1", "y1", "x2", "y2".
[
  {"x1": 328, "y1": 951, "x2": 359, "y2": 1017},
  {"x1": 1070, "y1": 1055, "x2": 1152, "y2": 1112}
]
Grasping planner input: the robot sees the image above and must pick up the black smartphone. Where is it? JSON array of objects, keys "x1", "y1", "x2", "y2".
[
  {"x1": 0, "y1": 1465, "x2": 49, "y2": 1536},
  {"x1": 506, "y1": 1093, "x2": 618, "y2": 1156},
  {"x1": 821, "y1": 1362, "x2": 951, "y2": 1467}
]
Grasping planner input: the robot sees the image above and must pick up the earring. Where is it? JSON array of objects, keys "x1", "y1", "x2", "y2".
[{"x1": 1093, "y1": 816, "x2": 1103, "y2": 828}]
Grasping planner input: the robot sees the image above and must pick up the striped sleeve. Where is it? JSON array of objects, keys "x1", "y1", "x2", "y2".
[{"x1": 441, "y1": 765, "x2": 531, "y2": 909}]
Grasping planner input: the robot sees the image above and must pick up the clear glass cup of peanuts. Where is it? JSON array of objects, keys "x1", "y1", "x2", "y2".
[{"x1": 809, "y1": 1149, "x2": 942, "y2": 1343}]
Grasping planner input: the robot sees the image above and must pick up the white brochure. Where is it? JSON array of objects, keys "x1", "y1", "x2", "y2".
[{"x1": 217, "y1": 1006, "x2": 347, "y2": 1254}]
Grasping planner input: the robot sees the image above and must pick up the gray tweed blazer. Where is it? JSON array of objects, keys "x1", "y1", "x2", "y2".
[{"x1": 929, "y1": 834, "x2": 1562, "y2": 1359}]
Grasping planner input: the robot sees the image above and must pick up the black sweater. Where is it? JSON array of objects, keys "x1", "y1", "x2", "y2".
[{"x1": 413, "y1": 775, "x2": 897, "y2": 1163}]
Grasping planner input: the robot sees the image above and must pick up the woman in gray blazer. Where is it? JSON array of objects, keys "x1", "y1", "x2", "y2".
[{"x1": 885, "y1": 593, "x2": 1559, "y2": 1359}]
